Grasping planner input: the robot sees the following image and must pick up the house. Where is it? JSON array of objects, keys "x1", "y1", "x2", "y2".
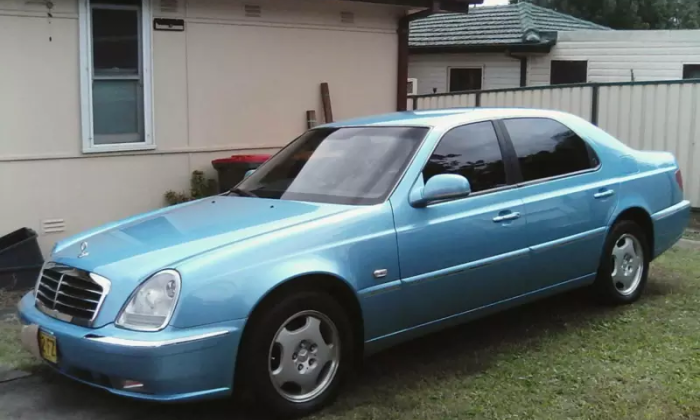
[
  {"x1": 0, "y1": 0, "x2": 475, "y2": 254},
  {"x1": 408, "y1": 2, "x2": 700, "y2": 95}
]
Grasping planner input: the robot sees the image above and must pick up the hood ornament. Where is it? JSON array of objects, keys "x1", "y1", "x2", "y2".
[{"x1": 77, "y1": 241, "x2": 89, "y2": 258}]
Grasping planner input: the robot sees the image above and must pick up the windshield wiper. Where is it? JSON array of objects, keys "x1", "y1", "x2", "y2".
[{"x1": 228, "y1": 187, "x2": 258, "y2": 198}]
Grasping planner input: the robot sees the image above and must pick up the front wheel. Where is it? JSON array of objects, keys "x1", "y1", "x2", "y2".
[
  {"x1": 593, "y1": 220, "x2": 650, "y2": 304},
  {"x1": 239, "y1": 291, "x2": 353, "y2": 417}
]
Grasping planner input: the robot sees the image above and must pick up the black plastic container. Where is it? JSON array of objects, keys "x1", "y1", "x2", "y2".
[
  {"x1": 0, "y1": 228, "x2": 44, "y2": 291},
  {"x1": 212, "y1": 154, "x2": 270, "y2": 193}
]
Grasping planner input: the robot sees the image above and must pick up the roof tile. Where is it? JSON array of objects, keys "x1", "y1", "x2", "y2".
[{"x1": 409, "y1": 2, "x2": 609, "y2": 48}]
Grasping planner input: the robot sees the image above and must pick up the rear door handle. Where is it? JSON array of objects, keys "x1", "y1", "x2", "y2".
[
  {"x1": 493, "y1": 212, "x2": 521, "y2": 223},
  {"x1": 594, "y1": 189, "x2": 615, "y2": 199}
]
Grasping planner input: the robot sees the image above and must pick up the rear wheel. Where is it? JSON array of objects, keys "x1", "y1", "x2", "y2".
[
  {"x1": 594, "y1": 220, "x2": 650, "y2": 304},
  {"x1": 239, "y1": 291, "x2": 353, "y2": 417}
]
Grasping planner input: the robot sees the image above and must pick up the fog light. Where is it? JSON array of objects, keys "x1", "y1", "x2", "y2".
[{"x1": 121, "y1": 379, "x2": 145, "y2": 390}]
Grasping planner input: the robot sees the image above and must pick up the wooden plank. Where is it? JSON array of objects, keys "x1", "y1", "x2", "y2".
[
  {"x1": 306, "y1": 110, "x2": 316, "y2": 129},
  {"x1": 321, "y1": 82, "x2": 333, "y2": 123}
]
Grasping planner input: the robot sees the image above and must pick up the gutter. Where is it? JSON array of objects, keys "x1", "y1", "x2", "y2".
[
  {"x1": 397, "y1": 9, "x2": 434, "y2": 111},
  {"x1": 397, "y1": 0, "x2": 480, "y2": 111},
  {"x1": 506, "y1": 51, "x2": 528, "y2": 88}
]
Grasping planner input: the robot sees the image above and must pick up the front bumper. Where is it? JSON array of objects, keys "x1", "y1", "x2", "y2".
[{"x1": 17, "y1": 293, "x2": 246, "y2": 402}]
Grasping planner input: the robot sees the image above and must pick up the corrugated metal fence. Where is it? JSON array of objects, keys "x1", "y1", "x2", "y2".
[{"x1": 408, "y1": 80, "x2": 700, "y2": 208}]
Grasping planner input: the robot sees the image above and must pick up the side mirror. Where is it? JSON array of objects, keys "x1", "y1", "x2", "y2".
[
  {"x1": 410, "y1": 174, "x2": 471, "y2": 208},
  {"x1": 243, "y1": 169, "x2": 256, "y2": 179}
]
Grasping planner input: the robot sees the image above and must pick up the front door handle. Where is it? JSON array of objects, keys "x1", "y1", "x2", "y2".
[
  {"x1": 493, "y1": 212, "x2": 521, "y2": 223},
  {"x1": 594, "y1": 189, "x2": 615, "y2": 199}
]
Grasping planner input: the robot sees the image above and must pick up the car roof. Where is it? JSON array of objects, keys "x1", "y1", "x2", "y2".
[{"x1": 321, "y1": 108, "x2": 573, "y2": 129}]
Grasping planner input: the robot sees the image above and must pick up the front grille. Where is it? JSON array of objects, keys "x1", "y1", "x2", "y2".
[{"x1": 35, "y1": 264, "x2": 108, "y2": 326}]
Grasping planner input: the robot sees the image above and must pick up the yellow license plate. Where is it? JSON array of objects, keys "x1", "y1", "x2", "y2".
[{"x1": 38, "y1": 331, "x2": 58, "y2": 364}]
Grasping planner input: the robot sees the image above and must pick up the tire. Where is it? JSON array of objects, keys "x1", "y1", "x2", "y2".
[
  {"x1": 239, "y1": 290, "x2": 354, "y2": 418},
  {"x1": 593, "y1": 220, "x2": 650, "y2": 304}
]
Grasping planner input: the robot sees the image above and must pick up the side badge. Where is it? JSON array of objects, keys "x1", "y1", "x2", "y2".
[{"x1": 373, "y1": 269, "x2": 388, "y2": 279}]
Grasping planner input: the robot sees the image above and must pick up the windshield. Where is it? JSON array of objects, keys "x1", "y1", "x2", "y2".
[{"x1": 236, "y1": 126, "x2": 428, "y2": 205}]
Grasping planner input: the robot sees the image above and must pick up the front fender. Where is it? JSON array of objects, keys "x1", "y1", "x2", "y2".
[
  {"x1": 168, "y1": 202, "x2": 400, "y2": 329},
  {"x1": 171, "y1": 254, "x2": 355, "y2": 328}
]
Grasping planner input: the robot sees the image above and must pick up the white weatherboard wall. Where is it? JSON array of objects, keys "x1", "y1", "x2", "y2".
[
  {"x1": 0, "y1": 0, "x2": 404, "y2": 254},
  {"x1": 408, "y1": 53, "x2": 521, "y2": 95},
  {"x1": 529, "y1": 30, "x2": 700, "y2": 86},
  {"x1": 411, "y1": 81, "x2": 700, "y2": 208}
]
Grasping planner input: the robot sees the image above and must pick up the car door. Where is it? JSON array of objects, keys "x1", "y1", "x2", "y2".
[
  {"x1": 498, "y1": 117, "x2": 619, "y2": 291},
  {"x1": 390, "y1": 121, "x2": 531, "y2": 329}
]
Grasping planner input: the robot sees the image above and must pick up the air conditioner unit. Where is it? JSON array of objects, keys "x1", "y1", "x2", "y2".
[{"x1": 407, "y1": 78, "x2": 418, "y2": 96}]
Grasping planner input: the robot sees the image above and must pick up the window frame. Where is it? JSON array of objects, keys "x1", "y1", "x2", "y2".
[
  {"x1": 416, "y1": 119, "x2": 521, "y2": 205},
  {"x1": 550, "y1": 60, "x2": 588, "y2": 85},
  {"x1": 682, "y1": 64, "x2": 700, "y2": 79},
  {"x1": 79, "y1": 0, "x2": 154, "y2": 154},
  {"x1": 407, "y1": 78, "x2": 418, "y2": 95},
  {"x1": 447, "y1": 67, "x2": 484, "y2": 93},
  {"x1": 494, "y1": 117, "x2": 601, "y2": 187}
]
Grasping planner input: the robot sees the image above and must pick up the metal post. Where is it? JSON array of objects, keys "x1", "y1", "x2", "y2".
[{"x1": 591, "y1": 85, "x2": 599, "y2": 126}]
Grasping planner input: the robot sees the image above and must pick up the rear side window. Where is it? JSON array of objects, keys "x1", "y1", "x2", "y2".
[
  {"x1": 502, "y1": 118, "x2": 595, "y2": 182},
  {"x1": 423, "y1": 121, "x2": 506, "y2": 193}
]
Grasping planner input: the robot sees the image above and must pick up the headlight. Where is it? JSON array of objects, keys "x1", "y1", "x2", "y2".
[{"x1": 116, "y1": 270, "x2": 181, "y2": 332}]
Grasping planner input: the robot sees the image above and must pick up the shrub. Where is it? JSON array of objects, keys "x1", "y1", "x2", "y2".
[{"x1": 164, "y1": 171, "x2": 218, "y2": 206}]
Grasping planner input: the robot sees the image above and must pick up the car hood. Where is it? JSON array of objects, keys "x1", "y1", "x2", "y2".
[{"x1": 52, "y1": 196, "x2": 352, "y2": 284}]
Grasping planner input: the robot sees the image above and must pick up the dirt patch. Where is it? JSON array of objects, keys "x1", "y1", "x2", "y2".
[
  {"x1": 0, "y1": 289, "x2": 28, "y2": 310},
  {"x1": 690, "y1": 211, "x2": 700, "y2": 230}
]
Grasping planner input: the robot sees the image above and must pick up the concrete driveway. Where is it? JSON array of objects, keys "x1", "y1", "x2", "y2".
[{"x1": 0, "y1": 371, "x2": 264, "y2": 420}]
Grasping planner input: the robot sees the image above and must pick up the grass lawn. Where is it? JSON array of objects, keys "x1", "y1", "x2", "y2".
[
  {"x1": 315, "y1": 247, "x2": 700, "y2": 420},
  {"x1": 0, "y1": 290, "x2": 39, "y2": 372},
  {"x1": 0, "y1": 249, "x2": 698, "y2": 419},
  {"x1": 683, "y1": 229, "x2": 700, "y2": 242}
]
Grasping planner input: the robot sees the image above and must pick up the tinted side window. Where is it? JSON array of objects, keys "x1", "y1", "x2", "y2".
[
  {"x1": 423, "y1": 121, "x2": 506, "y2": 193},
  {"x1": 503, "y1": 118, "x2": 593, "y2": 182}
]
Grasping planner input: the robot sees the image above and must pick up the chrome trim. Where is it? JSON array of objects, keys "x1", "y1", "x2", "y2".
[
  {"x1": 593, "y1": 189, "x2": 615, "y2": 199},
  {"x1": 358, "y1": 280, "x2": 402, "y2": 298},
  {"x1": 89, "y1": 272, "x2": 111, "y2": 325},
  {"x1": 403, "y1": 247, "x2": 529, "y2": 286},
  {"x1": 425, "y1": 184, "x2": 518, "y2": 207},
  {"x1": 34, "y1": 262, "x2": 112, "y2": 327},
  {"x1": 516, "y1": 165, "x2": 602, "y2": 188},
  {"x1": 408, "y1": 115, "x2": 603, "y2": 206},
  {"x1": 409, "y1": 119, "x2": 516, "y2": 207},
  {"x1": 652, "y1": 200, "x2": 691, "y2": 221},
  {"x1": 56, "y1": 289, "x2": 100, "y2": 304},
  {"x1": 493, "y1": 212, "x2": 521, "y2": 222},
  {"x1": 36, "y1": 289, "x2": 55, "y2": 302},
  {"x1": 77, "y1": 241, "x2": 89, "y2": 258},
  {"x1": 373, "y1": 269, "x2": 388, "y2": 279},
  {"x1": 530, "y1": 227, "x2": 608, "y2": 253},
  {"x1": 84, "y1": 330, "x2": 230, "y2": 348},
  {"x1": 35, "y1": 299, "x2": 74, "y2": 323}
]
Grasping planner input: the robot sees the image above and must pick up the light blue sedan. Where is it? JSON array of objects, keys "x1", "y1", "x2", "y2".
[{"x1": 19, "y1": 108, "x2": 689, "y2": 416}]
